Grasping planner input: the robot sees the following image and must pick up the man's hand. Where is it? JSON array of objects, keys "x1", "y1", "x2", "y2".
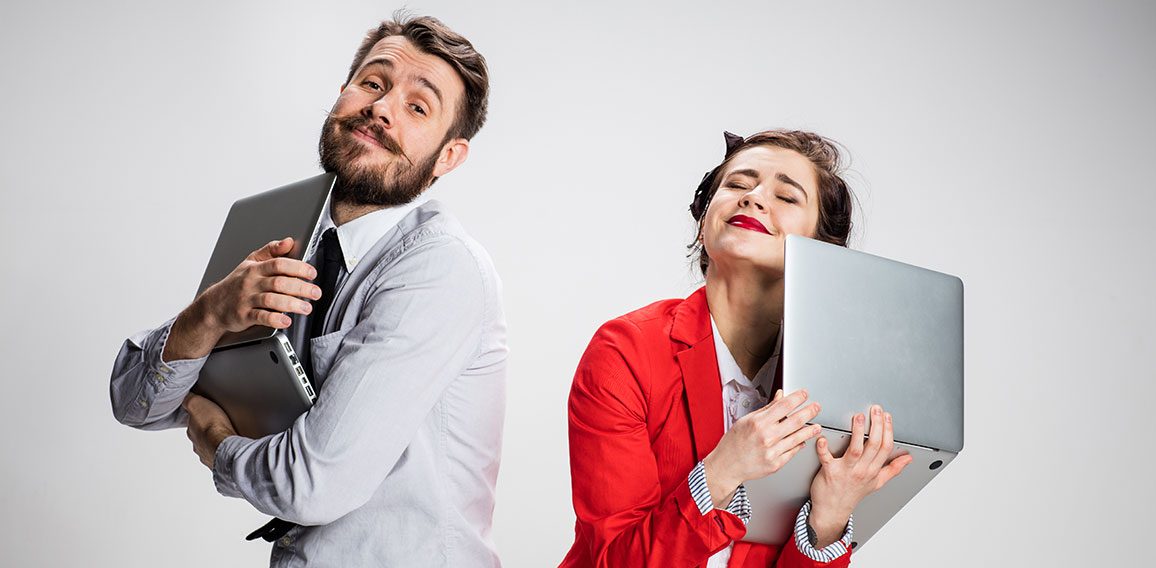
[
  {"x1": 182, "y1": 393, "x2": 238, "y2": 470},
  {"x1": 808, "y1": 405, "x2": 914, "y2": 547},
  {"x1": 162, "y1": 238, "x2": 321, "y2": 362}
]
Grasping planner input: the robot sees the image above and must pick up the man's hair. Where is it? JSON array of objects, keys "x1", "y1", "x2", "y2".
[
  {"x1": 345, "y1": 13, "x2": 489, "y2": 141},
  {"x1": 689, "y1": 129, "x2": 856, "y2": 275}
]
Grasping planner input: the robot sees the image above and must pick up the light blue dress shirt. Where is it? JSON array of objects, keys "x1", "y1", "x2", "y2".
[{"x1": 111, "y1": 198, "x2": 508, "y2": 567}]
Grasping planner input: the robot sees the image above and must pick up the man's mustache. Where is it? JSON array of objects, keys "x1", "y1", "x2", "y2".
[{"x1": 330, "y1": 112, "x2": 413, "y2": 164}]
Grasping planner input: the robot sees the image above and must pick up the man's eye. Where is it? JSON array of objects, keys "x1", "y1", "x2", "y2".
[
  {"x1": 410, "y1": 103, "x2": 426, "y2": 115},
  {"x1": 363, "y1": 80, "x2": 382, "y2": 91}
]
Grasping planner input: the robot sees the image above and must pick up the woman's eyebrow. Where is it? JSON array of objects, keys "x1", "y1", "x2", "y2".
[
  {"x1": 776, "y1": 173, "x2": 809, "y2": 202},
  {"x1": 726, "y1": 168, "x2": 760, "y2": 180}
]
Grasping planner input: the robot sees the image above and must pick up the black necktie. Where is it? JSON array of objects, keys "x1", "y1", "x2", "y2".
[
  {"x1": 309, "y1": 228, "x2": 344, "y2": 341},
  {"x1": 245, "y1": 229, "x2": 343, "y2": 544},
  {"x1": 302, "y1": 228, "x2": 343, "y2": 381}
]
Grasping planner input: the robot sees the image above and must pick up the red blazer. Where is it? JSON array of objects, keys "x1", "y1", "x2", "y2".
[{"x1": 559, "y1": 288, "x2": 850, "y2": 568}]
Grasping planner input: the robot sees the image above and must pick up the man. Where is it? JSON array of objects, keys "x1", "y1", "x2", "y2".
[{"x1": 109, "y1": 14, "x2": 506, "y2": 567}]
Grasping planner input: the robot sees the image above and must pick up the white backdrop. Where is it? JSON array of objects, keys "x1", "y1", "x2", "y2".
[{"x1": 2, "y1": 1, "x2": 1153, "y2": 566}]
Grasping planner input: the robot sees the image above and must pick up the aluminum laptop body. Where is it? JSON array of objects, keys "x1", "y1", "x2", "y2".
[
  {"x1": 742, "y1": 234, "x2": 964, "y2": 551},
  {"x1": 198, "y1": 331, "x2": 318, "y2": 438},
  {"x1": 190, "y1": 173, "x2": 333, "y2": 438}
]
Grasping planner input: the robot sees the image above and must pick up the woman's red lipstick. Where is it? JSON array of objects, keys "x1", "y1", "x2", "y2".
[{"x1": 727, "y1": 215, "x2": 770, "y2": 234}]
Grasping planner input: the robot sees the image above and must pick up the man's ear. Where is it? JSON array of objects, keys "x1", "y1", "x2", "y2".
[{"x1": 432, "y1": 138, "x2": 470, "y2": 179}]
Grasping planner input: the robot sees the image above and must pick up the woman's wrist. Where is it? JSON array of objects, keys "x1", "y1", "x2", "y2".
[
  {"x1": 807, "y1": 501, "x2": 852, "y2": 548},
  {"x1": 701, "y1": 453, "x2": 739, "y2": 508}
]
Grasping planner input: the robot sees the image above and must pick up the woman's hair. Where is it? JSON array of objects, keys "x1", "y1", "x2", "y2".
[{"x1": 688, "y1": 129, "x2": 856, "y2": 275}]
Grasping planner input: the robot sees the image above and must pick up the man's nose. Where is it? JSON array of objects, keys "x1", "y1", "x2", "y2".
[{"x1": 362, "y1": 93, "x2": 395, "y2": 128}]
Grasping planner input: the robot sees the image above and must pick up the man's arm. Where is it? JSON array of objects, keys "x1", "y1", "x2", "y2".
[
  {"x1": 208, "y1": 234, "x2": 496, "y2": 525},
  {"x1": 109, "y1": 237, "x2": 319, "y2": 429},
  {"x1": 164, "y1": 237, "x2": 320, "y2": 361},
  {"x1": 109, "y1": 317, "x2": 205, "y2": 429}
]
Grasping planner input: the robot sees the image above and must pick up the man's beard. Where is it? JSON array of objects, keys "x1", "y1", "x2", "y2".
[{"x1": 318, "y1": 113, "x2": 439, "y2": 207}]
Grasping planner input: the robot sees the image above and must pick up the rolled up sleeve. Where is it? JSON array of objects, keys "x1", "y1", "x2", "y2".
[{"x1": 110, "y1": 316, "x2": 207, "y2": 430}]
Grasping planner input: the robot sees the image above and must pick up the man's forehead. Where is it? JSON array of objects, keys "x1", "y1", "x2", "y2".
[{"x1": 357, "y1": 36, "x2": 461, "y2": 91}]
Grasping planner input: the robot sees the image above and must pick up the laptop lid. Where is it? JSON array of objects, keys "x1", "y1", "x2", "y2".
[
  {"x1": 782, "y1": 235, "x2": 964, "y2": 452},
  {"x1": 742, "y1": 236, "x2": 964, "y2": 549},
  {"x1": 196, "y1": 173, "x2": 334, "y2": 349}
]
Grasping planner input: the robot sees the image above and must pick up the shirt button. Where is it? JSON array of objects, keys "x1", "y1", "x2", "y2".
[
  {"x1": 279, "y1": 536, "x2": 292, "y2": 547},
  {"x1": 742, "y1": 399, "x2": 751, "y2": 409},
  {"x1": 138, "y1": 400, "x2": 148, "y2": 408},
  {"x1": 154, "y1": 372, "x2": 165, "y2": 382}
]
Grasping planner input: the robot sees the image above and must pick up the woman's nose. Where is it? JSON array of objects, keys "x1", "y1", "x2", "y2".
[{"x1": 739, "y1": 189, "x2": 768, "y2": 211}]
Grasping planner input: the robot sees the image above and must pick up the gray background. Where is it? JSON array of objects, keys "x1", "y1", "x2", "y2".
[{"x1": 2, "y1": 0, "x2": 1152, "y2": 566}]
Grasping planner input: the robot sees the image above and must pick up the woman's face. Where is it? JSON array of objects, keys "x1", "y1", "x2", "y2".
[{"x1": 701, "y1": 145, "x2": 822, "y2": 277}]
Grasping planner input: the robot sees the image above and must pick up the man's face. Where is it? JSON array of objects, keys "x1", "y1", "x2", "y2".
[{"x1": 319, "y1": 36, "x2": 468, "y2": 206}]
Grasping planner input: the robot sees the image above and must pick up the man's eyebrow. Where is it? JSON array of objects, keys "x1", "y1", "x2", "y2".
[
  {"x1": 776, "y1": 173, "x2": 809, "y2": 202},
  {"x1": 415, "y1": 77, "x2": 443, "y2": 106},
  {"x1": 363, "y1": 59, "x2": 443, "y2": 107},
  {"x1": 365, "y1": 58, "x2": 393, "y2": 72}
]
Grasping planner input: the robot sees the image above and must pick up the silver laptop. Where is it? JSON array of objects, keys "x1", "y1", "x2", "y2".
[
  {"x1": 742, "y1": 234, "x2": 964, "y2": 551},
  {"x1": 190, "y1": 173, "x2": 333, "y2": 438}
]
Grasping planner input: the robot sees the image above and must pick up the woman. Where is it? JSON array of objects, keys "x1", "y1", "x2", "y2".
[{"x1": 560, "y1": 130, "x2": 913, "y2": 568}]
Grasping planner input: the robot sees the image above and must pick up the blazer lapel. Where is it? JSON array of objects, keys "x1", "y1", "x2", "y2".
[{"x1": 672, "y1": 288, "x2": 725, "y2": 462}]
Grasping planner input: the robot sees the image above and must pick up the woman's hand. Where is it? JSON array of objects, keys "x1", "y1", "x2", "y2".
[
  {"x1": 807, "y1": 405, "x2": 914, "y2": 547},
  {"x1": 702, "y1": 389, "x2": 823, "y2": 508}
]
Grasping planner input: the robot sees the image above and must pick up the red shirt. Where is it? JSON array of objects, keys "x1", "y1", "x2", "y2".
[{"x1": 559, "y1": 288, "x2": 850, "y2": 568}]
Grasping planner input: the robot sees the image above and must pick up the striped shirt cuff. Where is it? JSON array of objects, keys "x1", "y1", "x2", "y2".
[
  {"x1": 794, "y1": 499, "x2": 853, "y2": 563},
  {"x1": 687, "y1": 461, "x2": 752, "y2": 524}
]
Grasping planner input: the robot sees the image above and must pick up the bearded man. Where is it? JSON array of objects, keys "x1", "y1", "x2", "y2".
[{"x1": 109, "y1": 15, "x2": 506, "y2": 567}]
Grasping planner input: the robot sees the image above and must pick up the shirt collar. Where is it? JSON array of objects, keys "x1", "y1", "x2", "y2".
[
  {"x1": 709, "y1": 314, "x2": 782, "y2": 393},
  {"x1": 307, "y1": 193, "x2": 431, "y2": 273}
]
